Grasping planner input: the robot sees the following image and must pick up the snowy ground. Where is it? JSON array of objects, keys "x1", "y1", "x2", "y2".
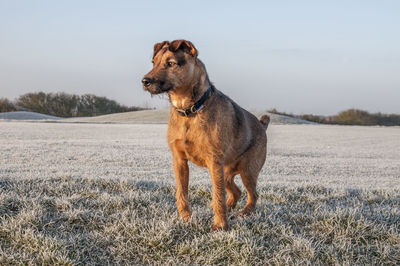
[
  {"x1": 1, "y1": 122, "x2": 399, "y2": 190},
  {"x1": 1, "y1": 122, "x2": 399, "y2": 264}
]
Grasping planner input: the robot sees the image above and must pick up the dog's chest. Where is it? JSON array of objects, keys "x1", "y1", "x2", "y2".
[
  {"x1": 184, "y1": 128, "x2": 208, "y2": 166},
  {"x1": 186, "y1": 134, "x2": 207, "y2": 162},
  {"x1": 170, "y1": 121, "x2": 208, "y2": 167}
]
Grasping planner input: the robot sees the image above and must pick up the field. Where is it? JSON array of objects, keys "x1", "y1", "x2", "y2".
[{"x1": 1, "y1": 121, "x2": 399, "y2": 264}]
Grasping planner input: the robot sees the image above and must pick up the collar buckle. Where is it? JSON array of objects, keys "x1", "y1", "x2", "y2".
[
  {"x1": 176, "y1": 109, "x2": 188, "y2": 117},
  {"x1": 174, "y1": 85, "x2": 212, "y2": 117}
]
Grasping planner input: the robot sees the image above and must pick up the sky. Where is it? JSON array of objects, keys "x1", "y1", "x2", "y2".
[{"x1": 0, "y1": 0, "x2": 399, "y2": 115}]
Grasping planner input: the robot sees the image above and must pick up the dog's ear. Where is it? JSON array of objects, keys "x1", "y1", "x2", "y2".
[
  {"x1": 153, "y1": 41, "x2": 170, "y2": 59},
  {"x1": 169, "y1": 40, "x2": 198, "y2": 58}
]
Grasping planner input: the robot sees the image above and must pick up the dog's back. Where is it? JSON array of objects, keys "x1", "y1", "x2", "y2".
[{"x1": 209, "y1": 88, "x2": 268, "y2": 165}]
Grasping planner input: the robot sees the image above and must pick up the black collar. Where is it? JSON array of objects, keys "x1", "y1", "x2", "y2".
[{"x1": 175, "y1": 86, "x2": 212, "y2": 117}]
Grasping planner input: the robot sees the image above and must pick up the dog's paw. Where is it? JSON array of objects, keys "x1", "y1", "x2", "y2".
[
  {"x1": 179, "y1": 211, "x2": 192, "y2": 222},
  {"x1": 237, "y1": 207, "x2": 254, "y2": 217},
  {"x1": 211, "y1": 223, "x2": 229, "y2": 231}
]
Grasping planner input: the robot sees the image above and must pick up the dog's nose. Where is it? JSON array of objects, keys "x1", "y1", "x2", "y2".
[{"x1": 142, "y1": 77, "x2": 153, "y2": 87}]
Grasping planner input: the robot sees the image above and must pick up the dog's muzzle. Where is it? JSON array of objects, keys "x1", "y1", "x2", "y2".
[
  {"x1": 142, "y1": 77, "x2": 153, "y2": 88},
  {"x1": 142, "y1": 77, "x2": 171, "y2": 94}
]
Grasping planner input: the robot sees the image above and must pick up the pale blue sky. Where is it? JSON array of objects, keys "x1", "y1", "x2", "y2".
[{"x1": 0, "y1": 0, "x2": 399, "y2": 114}]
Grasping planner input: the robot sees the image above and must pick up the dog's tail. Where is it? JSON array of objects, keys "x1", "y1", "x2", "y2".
[{"x1": 259, "y1": 114, "x2": 270, "y2": 130}]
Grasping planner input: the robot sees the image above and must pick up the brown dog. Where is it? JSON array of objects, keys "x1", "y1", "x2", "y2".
[{"x1": 142, "y1": 40, "x2": 269, "y2": 231}]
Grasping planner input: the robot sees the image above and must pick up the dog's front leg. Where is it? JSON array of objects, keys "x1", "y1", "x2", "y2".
[
  {"x1": 209, "y1": 162, "x2": 228, "y2": 231},
  {"x1": 172, "y1": 155, "x2": 191, "y2": 221}
]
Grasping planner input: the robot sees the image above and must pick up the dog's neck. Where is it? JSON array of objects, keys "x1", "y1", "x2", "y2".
[{"x1": 169, "y1": 79, "x2": 209, "y2": 110}]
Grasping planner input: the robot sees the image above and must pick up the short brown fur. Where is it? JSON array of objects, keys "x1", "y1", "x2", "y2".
[{"x1": 143, "y1": 40, "x2": 269, "y2": 231}]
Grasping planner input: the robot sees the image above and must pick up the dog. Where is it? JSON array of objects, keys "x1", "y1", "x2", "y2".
[{"x1": 142, "y1": 40, "x2": 269, "y2": 231}]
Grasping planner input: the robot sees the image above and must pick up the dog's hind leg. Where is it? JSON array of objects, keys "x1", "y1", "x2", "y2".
[
  {"x1": 224, "y1": 168, "x2": 242, "y2": 212},
  {"x1": 237, "y1": 136, "x2": 266, "y2": 217},
  {"x1": 238, "y1": 168, "x2": 260, "y2": 217}
]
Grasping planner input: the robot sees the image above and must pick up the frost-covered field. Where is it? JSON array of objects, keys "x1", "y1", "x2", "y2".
[{"x1": 1, "y1": 122, "x2": 399, "y2": 264}]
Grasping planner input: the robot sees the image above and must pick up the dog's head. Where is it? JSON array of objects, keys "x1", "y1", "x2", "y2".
[{"x1": 142, "y1": 40, "x2": 199, "y2": 95}]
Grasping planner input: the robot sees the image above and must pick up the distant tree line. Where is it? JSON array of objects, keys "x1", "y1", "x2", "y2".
[
  {"x1": 0, "y1": 98, "x2": 17, "y2": 113},
  {"x1": 268, "y1": 108, "x2": 400, "y2": 126},
  {"x1": 0, "y1": 92, "x2": 146, "y2": 117}
]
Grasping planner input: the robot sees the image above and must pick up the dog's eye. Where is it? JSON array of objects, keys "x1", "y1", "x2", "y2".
[{"x1": 167, "y1": 61, "x2": 176, "y2": 67}]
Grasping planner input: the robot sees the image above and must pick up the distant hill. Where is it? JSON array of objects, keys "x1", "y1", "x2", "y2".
[
  {"x1": 1, "y1": 109, "x2": 316, "y2": 125},
  {"x1": 65, "y1": 109, "x2": 170, "y2": 124},
  {"x1": 0, "y1": 111, "x2": 63, "y2": 121},
  {"x1": 65, "y1": 109, "x2": 315, "y2": 125}
]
